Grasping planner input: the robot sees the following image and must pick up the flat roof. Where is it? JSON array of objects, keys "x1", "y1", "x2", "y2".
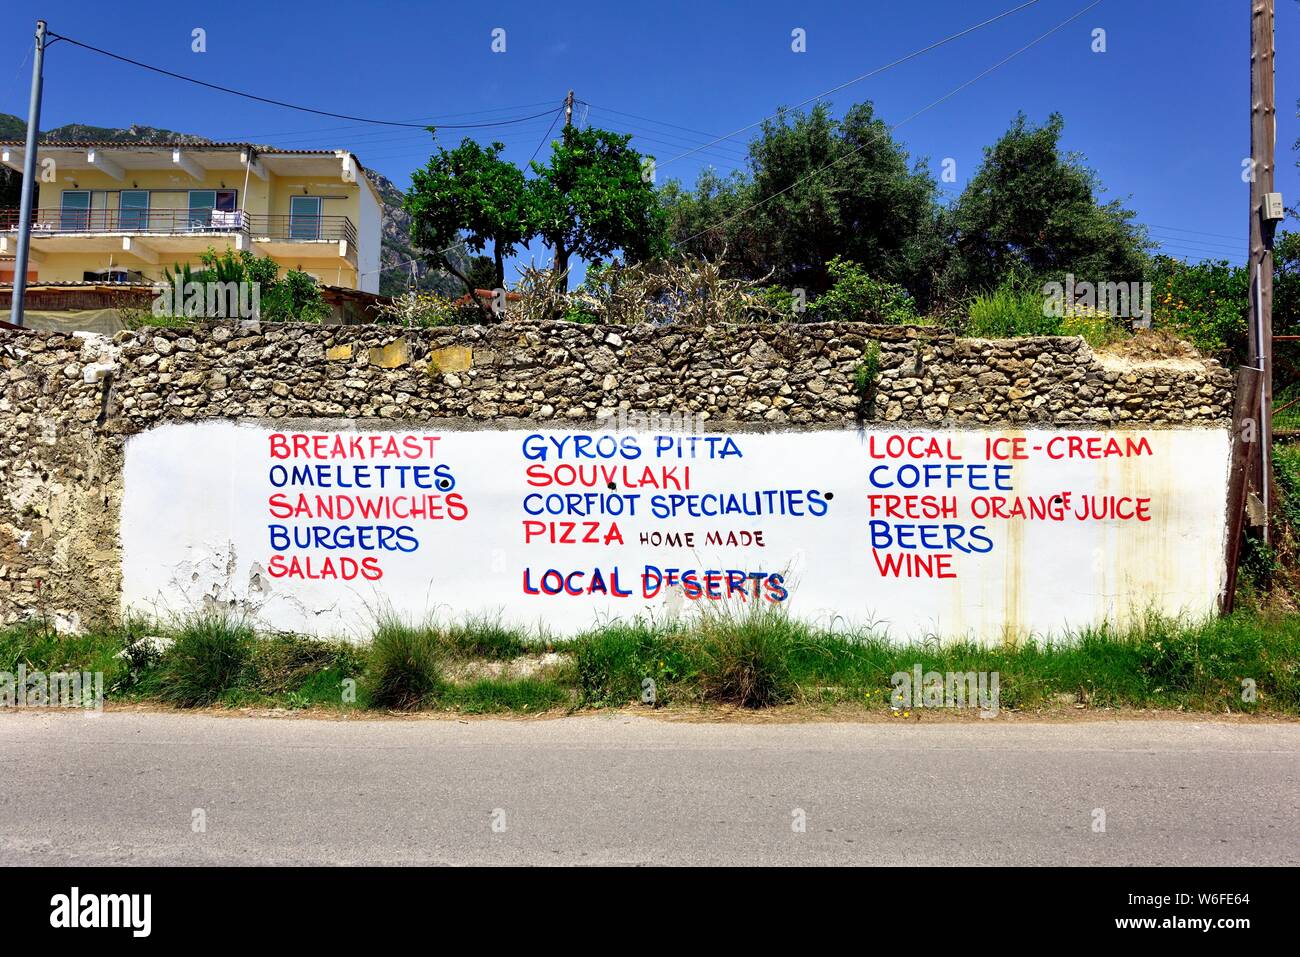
[{"x1": 0, "y1": 141, "x2": 384, "y2": 201}]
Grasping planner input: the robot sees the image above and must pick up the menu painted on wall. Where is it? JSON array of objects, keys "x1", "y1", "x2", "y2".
[{"x1": 121, "y1": 422, "x2": 1230, "y2": 640}]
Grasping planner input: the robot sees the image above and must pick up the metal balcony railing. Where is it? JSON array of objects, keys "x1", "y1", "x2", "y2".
[
  {"x1": 244, "y1": 213, "x2": 357, "y2": 246},
  {"x1": 0, "y1": 208, "x2": 357, "y2": 246}
]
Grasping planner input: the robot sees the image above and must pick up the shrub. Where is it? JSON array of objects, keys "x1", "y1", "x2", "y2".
[
  {"x1": 573, "y1": 622, "x2": 700, "y2": 706},
  {"x1": 809, "y1": 256, "x2": 918, "y2": 324},
  {"x1": 577, "y1": 255, "x2": 779, "y2": 325},
  {"x1": 368, "y1": 620, "x2": 444, "y2": 710},
  {"x1": 563, "y1": 305, "x2": 600, "y2": 324},
  {"x1": 446, "y1": 677, "x2": 571, "y2": 714},
  {"x1": 155, "y1": 615, "x2": 254, "y2": 707},
  {"x1": 1058, "y1": 303, "x2": 1130, "y2": 347},
  {"x1": 853, "y1": 341, "x2": 881, "y2": 398},
  {"x1": 754, "y1": 284, "x2": 801, "y2": 322},
  {"x1": 513, "y1": 264, "x2": 572, "y2": 322},
  {"x1": 964, "y1": 279, "x2": 1057, "y2": 338},
  {"x1": 1145, "y1": 255, "x2": 1248, "y2": 357},
  {"x1": 118, "y1": 306, "x2": 187, "y2": 330},
  {"x1": 375, "y1": 290, "x2": 473, "y2": 327},
  {"x1": 574, "y1": 623, "x2": 660, "y2": 706}
]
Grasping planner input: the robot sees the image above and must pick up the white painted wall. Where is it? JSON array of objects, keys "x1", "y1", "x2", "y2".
[
  {"x1": 356, "y1": 175, "x2": 382, "y2": 293},
  {"x1": 120, "y1": 422, "x2": 1231, "y2": 642}
]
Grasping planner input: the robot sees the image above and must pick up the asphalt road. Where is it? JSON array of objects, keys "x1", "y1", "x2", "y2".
[{"x1": 1, "y1": 711, "x2": 1297, "y2": 866}]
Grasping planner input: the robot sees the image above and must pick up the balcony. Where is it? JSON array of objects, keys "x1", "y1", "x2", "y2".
[
  {"x1": 0, "y1": 207, "x2": 358, "y2": 277},
  {"x1": 0, "y1": 207, "x2": 357, "y2": 246}
]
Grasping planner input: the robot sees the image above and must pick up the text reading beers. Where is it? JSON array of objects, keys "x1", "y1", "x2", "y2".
[{"x1": 265, "y1": 432, "x2": 467, "y2": 581}]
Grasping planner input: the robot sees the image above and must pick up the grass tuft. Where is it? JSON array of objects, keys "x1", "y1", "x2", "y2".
[
  {"x1": 154, "y1": 614, "x2": 254, "y2": 708},
  {"x1": 696, "y1": 607, "x2": 802, "y2": 708},
  {"x1": 441, "y1": 615, "x2": 533, "y2": 660},
  {"x1": 367, "y1": 619, "x2": 444, "y2": 710}
]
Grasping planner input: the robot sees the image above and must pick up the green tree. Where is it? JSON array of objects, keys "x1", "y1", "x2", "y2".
[
  {"x1": 659, "y1": 168, "x2": 758, "y2": 268},
  {"x1": 464, "y1": 254, "x2": 497, "y2": 292},
  {"x1": 942, "y1": 113, "x2": 1150, "y2": 296},
  {"x1": 660, "y1": 102, "x2": 941, "y2": 306},
  {"x1": 528, "y1": 126, "x2": 668, "y2": 290},
  {"x1": 405, "y1": 137, "x2": 530, "y2": 317},
  {"x1": 747, "y1": 102, "x2": 941, "y2": 301}
]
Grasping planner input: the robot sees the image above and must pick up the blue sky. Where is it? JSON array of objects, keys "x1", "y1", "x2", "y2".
[{"x1": 2, "y1": 0, "x2": 1296, "y2": 284}]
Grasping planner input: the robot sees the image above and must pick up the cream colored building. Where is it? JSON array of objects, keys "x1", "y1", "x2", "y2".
[{"x1": 0, "y1": 142, "x2": 383, "y2": 292}]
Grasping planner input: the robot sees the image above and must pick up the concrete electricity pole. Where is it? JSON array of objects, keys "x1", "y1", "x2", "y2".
[
  {"x1": 10, "y1": 20, "x2": 48, "y2": 328},
  {"x1": 1247, "y1": 0, "x2": 1279, "y2": 541},
  {"x1": 564, "y1": 90, "x2": 574, "y2": 131}
]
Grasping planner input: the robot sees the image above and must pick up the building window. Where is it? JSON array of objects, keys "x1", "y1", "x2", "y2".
[
  {"x1": 119, "y1": 190, "x2": 149, "y2": 231},
  {"x1": 60, "y1": 190, "x2": 91, "y2": 230},
  {"x1": 187, "y1": 189, "x2": 238, "y2": 229},
  {"x1": 290, "y1": 195, "x2": 322, "y2": 240}
]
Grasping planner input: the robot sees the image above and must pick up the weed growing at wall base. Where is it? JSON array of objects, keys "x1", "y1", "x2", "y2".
[{"x1": 2, "y1": 609, "x2": 1298, "y2": 717}]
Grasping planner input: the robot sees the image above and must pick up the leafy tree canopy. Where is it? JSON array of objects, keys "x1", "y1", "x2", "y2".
[
  {"x1": 528, "y1": 126, "x2": 668, "y2": 288},
  {"x1": 663, "y1": 102, "x2": 941, "y2": 305},
  {"x1": 405, "y1": 138, "x2": 529, "y2": 308},
  {"x1": 941, "y1": 112, "x2": 1150, "y2": 295}
]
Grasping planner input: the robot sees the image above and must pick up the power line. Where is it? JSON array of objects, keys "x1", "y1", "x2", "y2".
[
  {"x1": 579, "y1": 103, "x2": 754, "y2": 159},
  {"x1": 6, "y1": 44, "x2": 31, "y2": 112},
  {"x1": 219, "y1": 100, "x2": 567, "y2": 142},
  {"x1": 673, "y1": 0, "x2": 1105, "y2": 250},
  {"x1": 529, "y1": 106, "x2": 564, "y2": 164},
  {"x1": 1148, "y1": 223, "x2": 1243, "y2": 242},
  {"x1": 586, "y1": 116, "x2": 752, "y2": 163},
  {"x1": 44, "y1": 31, "x2": 560, "y2": 130},
  {"x1": 601, "y1": 130, "x2": 749, "y2": 170},
  {"x1": 658, "y1": 0, "x2": 1045, "y2": 170}
]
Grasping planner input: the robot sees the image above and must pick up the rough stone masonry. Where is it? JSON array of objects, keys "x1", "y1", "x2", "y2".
[{"x1": 0, "y1": 320, "x2": 1234, "y2": 629}]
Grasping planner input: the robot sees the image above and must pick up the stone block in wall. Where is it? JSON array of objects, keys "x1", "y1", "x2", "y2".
[
  {"x1": 428, "y1": 346, "x2": 473, "y2": 374},
  {"x1": 367, "y1": 340, "x2": 410, "y2": 369}
]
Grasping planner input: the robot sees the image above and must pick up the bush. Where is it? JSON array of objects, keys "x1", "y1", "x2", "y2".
[
  {"x1": 368, "y1": 620, "x2": 444, "y2": 710},
  {"x1": 573, "y1": 623, "x2": 662, "y2": 706},
  {"x1": 1145, "y1": 255, "x2": 1248, "y2": 357},
  {"x1": 563, "y1": 305, "x2": 600, "y2": 324},
  {"x1": 376, "y1": 290, "x2": 476, "y2": 327},
  {"x1": 245, "y1": 633, "x2": 365, "y2": 697},
  {"x1": 155, "y1": 615, "x2": 254, "y2": 707},
  {"x1": 853, "y1": 341, "x2": 881, "y2": 398},
  {"x1": 964, "y1": 279, "x2": 1058, "y2": 338},
  {"x1": 1058, "y1": 303, "x2": 1130, "y2": 347},
  {"x1": 577, "y1": 256, "x2": 776, "y2": 325},
  {"x1": 446, "y1": 677, "x2": 571, "y2": 714},
  {"x1": 754, "y1": 284, "x2": 801, "y2": 321},
  {"x1": 158, "y1": 248, "x2": 330, "y2": 323},
  {"x1": 573, "y1": 622, "x2": 700, "y2": 707},
  {"x1": 809, "y1": 256, "x2": 918, "y2": 324}
]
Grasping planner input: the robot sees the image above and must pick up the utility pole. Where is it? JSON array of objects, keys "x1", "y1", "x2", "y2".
[
  {"x1": 564, "y1": 90, "x2": 574, "y2": 131},
  {"x1": 1247, "y1": 0, "x2": 1278, "y2": 541},
  {"x1": 10, "y1": 20, "x2": 48, "y2": 328}
]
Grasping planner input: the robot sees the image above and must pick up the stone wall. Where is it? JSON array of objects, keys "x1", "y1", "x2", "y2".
[{"x1": 0, "y1": 321, "x2": 1235, "y2": 628}]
